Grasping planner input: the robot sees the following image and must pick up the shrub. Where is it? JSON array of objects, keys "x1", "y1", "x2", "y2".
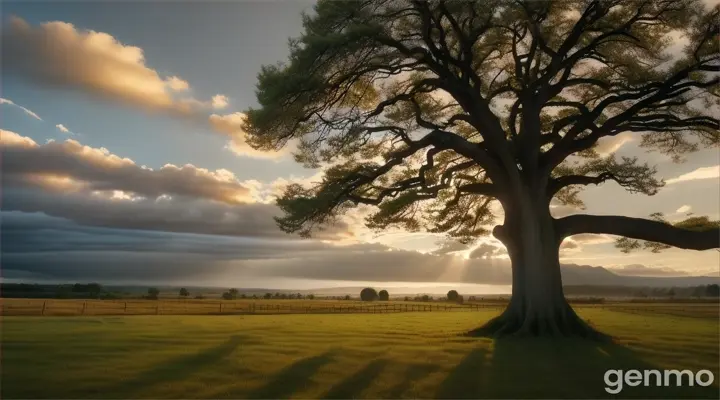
[
  {"x1": 378, "y1": 290, "x2": 389, "y2": 301},
  {"x1": 307, "y1": 294, "x2": 315, "y2": 300},
  {"x1": 221, "y1": 292, "x2": 233, "y2": 300},
  {"x1": 447, "y1": 290, "x2": 459, "y2": 302},
  {"x1": 179, "y1": 288, "x2": 189, "y2": 297},
  {"x1": 147, "y1": 287, "x2": 160, "y2": 300},
  {"x1": 707, "y1": 284, "x2": 720, "y2": 297},
  {"x1": 360, "y1": 288, "x2": 378, "y2": 301},
  {"x1": 264, "y1": 293, "x2": 272, "y2": 299},
  {"x1": 404, "y1": 296, "x2": 410, "y2": 301},
  {"x1": 344, "y1": 294, "x2": 351, "y2": 300}
]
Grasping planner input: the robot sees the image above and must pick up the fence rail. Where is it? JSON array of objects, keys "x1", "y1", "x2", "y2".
[{"x1": 1, "y1": 299, "x2": 506, "y2": 316}]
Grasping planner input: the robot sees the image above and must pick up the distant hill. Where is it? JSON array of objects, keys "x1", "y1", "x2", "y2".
[{"x1": 560, "y1": 264, "x2": 719, "y2": 287}]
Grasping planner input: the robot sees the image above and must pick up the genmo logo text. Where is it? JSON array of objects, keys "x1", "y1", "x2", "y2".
[{"x1": 604, "y1": 369, "x2": 715, "y2": 394}]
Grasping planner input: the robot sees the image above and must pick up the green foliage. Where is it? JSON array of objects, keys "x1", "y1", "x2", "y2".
[
  {"x1": 615, "y1": 214, "x2": 720, "y2": 253},
  {"x1": 706, "y1": 284, "x2": 720, "y2": 297},
  {"x1": 360, "y1": 287, "x2": 378, "y2": 301},
  {"x1": 179, "y1": 288, "x2": 190, "y2": 297},
  {"x1": 447, "y1": 290, "x2": 459, "y2": 302},
  {"x1": 245, "y1": 0, "x2": 719, "y2": 251},
  {"x1": 147, "y1": 287, "x2": 160, "y2": 300},
  {"x1": 378, "y1": 290, "x2": 389, "y2": 301}
]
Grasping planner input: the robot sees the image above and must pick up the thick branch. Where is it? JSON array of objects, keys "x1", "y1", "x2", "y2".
[{"x1": 556, "y1": 214, "x2": 720, "y2": 250}]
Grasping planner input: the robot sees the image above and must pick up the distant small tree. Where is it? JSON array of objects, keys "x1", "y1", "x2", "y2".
[
  {"x1": 360, "y1": 288, "x2": 378, "y2": 301},
  {"x1": 307, "y1": 294, "x2": 315, "y2": 300},
  {"x1": 668, "y1": 288, "x2": 676, "y2": 298},
  {"x1": 447, "y1": 290, "x2": 459, "y2": 302},
  {"x1": 457, "y1": 295, "x2": 464, "y2": 304},
  {"x1": 378, "y1": 290, "x2": 389, "y2": 301},
  {"x1": 228, "y1": 288, "x2": 239, "y2": 299},
  {"x1": 147, "y1": 287, "x2": 160, "y2": 300},
  {"x1": 240, "y1": 293, "x2": 247, "y2": 299},
  {"x1": 706, "y1": 284, "x2": 720, "y2": 297},
  {"x1": 468, "y1": 296, "x2": 476, "y2": 302},
  {"x1": 421, "y1": 295, "x2": 430, "y2": 302},
  {"x1": 251, "y1": 294, "x2": 258, "y2": 299},
  {"x1": 274, "y1": 292, "x2": 281, "y2": 299},
  {"x1": 264, "y1": 292, "x2": 273, "y2": 299},
  {"x1": 344, "y1": 294, "x2": 351, "y2": 300},
  {"x1": 179, "y1": 288, "x2": 190, "y2": 298},
  {"x1": 404, "y1": 296, "x2": 410, "y2": 301},
  {"x1": 221, "y1": 292, "x2": 233, "y2": 300}
]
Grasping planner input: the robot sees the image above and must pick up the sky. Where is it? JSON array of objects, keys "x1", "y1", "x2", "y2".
[{"x1": 1, "y1": 0, "x2": 719, "y2": 289}]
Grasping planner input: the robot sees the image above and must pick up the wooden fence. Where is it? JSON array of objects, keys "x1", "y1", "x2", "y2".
[{"x1": 1, "y1": 299, "x2": 506, "y2": 317}]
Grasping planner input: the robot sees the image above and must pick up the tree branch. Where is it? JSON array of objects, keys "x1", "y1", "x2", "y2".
[{"x1": 556, "y1": 214, "x2": 720, "y2": 250}]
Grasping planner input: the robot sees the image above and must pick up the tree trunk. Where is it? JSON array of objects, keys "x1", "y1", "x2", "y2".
[{"x1": 470, "y1": 187, "x2": 607, "y2": 339}]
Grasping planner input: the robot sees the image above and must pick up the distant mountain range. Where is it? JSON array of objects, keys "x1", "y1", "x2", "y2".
[{"x1": 559, "y1": 264, "x2": 719, "y2": 287}]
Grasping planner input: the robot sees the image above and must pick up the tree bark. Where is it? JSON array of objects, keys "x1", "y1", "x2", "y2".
[{"x1": 470, "y1": 187, "x2": 606, "y2": 339}]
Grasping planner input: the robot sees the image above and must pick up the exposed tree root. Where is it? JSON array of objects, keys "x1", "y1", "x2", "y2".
[{"x1": 466, "y1": 305, "x2": 611, "y2": 341}]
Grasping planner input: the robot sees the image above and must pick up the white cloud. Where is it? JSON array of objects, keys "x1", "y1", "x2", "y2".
[
  {"x1": 666, "y1": 165, "x2": 719, "y2": 184},
  {"x1": 0, "y1": 130, "x2": 353, "y2": 241},
  {"x1": 594, "y1": 132, "x2": 633, "y2": 156},
  {"x1": 211, "y1": 94, "x2": 229, "y2": 109},
  {"x1": 55, "y1": 124, "x2": 73, "y2": 135},
  {"x1": 165, "y1": 76, "x2": 190, "y2": 91},
  {"x1": 676, "y1": 205, "x2": 692, "y2": 213},
  {"x1": 1, "y1": 130, "x2": 256, "y2": 204},
  {"x1": 1, "y1": 17, "x2": 211, "y2": 116},
  {"x1": 568, "y1": 233, "x2": 614, "y2": 245},
  {"x1": 210, "y1": 112, "x2": 285, "y2": 159},
  {"x1": 0, "y1": 98, "x2": 42, "y2": 120}
]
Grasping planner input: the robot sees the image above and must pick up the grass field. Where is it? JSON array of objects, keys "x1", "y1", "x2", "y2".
[{"x1": 2, "y1": 307, "x2": 718, "y2": 399}]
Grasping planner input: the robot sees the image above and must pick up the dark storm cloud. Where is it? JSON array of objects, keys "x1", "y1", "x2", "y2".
[{"x1": 1, "y1": 212, "x2": 512, "y2": 284}]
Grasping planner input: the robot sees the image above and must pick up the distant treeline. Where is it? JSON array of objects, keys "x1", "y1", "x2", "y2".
[
  {"x1": 0, "y1": 283, "x2": 125, "y2": 299},
  {"x1": 1, "y1": 282, "x2": 718, "y2": 300},
  {"x1": 564, "y1": 284, "x2": 720, "y2": 298}
]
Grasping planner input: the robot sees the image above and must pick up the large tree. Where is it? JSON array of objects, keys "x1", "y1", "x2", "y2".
[{"x1": 244, "y1": 0, "x2": 720, "y2": 337}]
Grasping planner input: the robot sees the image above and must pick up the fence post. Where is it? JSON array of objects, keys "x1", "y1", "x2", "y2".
[
  {"x1": 41, "y1": 301, "x2": 47, "y2": 315},
  {"x1": 82, "y1": 301, "x2": 87, "y2": 315},
  {"x1": 124, "y1": 302, "x2": 128, "y2": 313},
  {"x1": 219, "y1": 302, "x2": 223, "y2": 313},
  {"x1": 156, "y1": 303, "x2": 159, "y2": 315}
]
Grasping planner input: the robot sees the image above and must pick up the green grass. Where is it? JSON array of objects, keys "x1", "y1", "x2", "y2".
[{"x1": 1, "y1": 309, "x2": 718, "y2": 399}]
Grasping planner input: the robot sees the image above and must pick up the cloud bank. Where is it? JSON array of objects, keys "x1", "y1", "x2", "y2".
[{"x1": 0, "y1": 130, "x2": 350, "y2": 240}]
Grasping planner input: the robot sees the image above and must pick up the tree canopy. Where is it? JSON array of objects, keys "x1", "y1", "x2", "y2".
[{"x1": 245, "y1": 0, "x2": 719, "y2": 253}]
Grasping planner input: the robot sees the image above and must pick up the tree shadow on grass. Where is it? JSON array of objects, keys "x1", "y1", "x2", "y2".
[
  {"x1": 384, "y1": 362, "x2": 441, "y2": 398},
  {"x1": 321, "y1": 358, "x2": 387, "y2": 399},
  {"x1": 436, "y1": 338, "x2": 718, "y2": 399},
  {"x1": 99, "y1": 334, "x2": 248, "y2": 398},
  {"x1": 248, "y1": 351, "x2": 336, "y2": 399}
]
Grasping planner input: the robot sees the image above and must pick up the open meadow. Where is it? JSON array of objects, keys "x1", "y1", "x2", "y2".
[{"x1": 1, "y1": 304, "x2": 718, "y2": 399}]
